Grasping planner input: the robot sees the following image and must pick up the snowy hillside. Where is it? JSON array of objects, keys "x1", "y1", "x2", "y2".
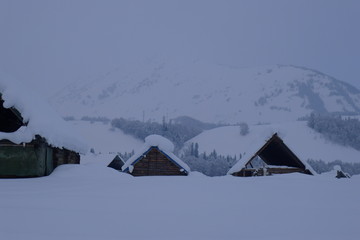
[
  {"x1": 51, "y1": 60, "x2": 360, "y2": 124},
  {"x1": 185, "y1": 121, "x2": 360, "y2": 164},
  {"x1": 1, "y1": 164, "x2": 359, "y2": 240},
  {"x1": 69, "y1": 120, "x2": 143, "y2": 154}
]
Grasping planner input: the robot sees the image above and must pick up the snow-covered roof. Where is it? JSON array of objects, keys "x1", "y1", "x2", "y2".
[
  {"x1": 122, "y1": 135, "x2": 190, "y2": 173},
  {"x1": 0, "y1": 73, "x2": 88, "y2": 153},
  {"x1": 227, "y1": 132, "x2": 314, "y2": 175}
]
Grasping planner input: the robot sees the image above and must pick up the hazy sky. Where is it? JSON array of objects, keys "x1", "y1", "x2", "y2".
[{"x1": 1, "y1": 0, "x2": 359, "y2": 97}]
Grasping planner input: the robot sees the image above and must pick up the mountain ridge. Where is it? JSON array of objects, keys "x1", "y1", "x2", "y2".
[{"x1": 50, "y1": 61, "x2": 360, "y2": 124}]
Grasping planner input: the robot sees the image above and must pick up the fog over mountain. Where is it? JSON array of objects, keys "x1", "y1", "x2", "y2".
[{"x1": 51, "y1": 60, "x2": 360, "y2": 124}]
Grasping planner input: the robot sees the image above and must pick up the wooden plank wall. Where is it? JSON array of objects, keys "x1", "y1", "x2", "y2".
[
  {"x1": 232, "y1": 167, "x2": 309, "y2": 177},
  {"x1": 131, "y1": 148, "x2": 187, "y2": 176},
  {"x1": 53, "y1": 148, "x2": 80, "y2": 168}
]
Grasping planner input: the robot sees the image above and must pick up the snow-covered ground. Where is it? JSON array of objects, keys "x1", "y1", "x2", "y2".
[
  {"x1": 186, "y1": 121, "x2": 360, "y2": 163},
  {"x1": 0, "y1": 163, "x2": 359, "y2": 240}
]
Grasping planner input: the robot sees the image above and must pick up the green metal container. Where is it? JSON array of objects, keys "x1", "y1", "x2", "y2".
[{"x1": 0, "y1": 137, "x2": 54, "y2": 178}]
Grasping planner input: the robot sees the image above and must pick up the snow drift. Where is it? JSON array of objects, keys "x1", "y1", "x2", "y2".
[{"x1": 0, "y1": 73, "x2": 87, "y2": 153}]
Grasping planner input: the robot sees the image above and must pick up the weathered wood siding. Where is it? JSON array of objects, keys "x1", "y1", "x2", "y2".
[
  {"x1": 131, "y1": 148, "x2": 187, "y2": 176},
  {"x1": 232, "y1": 169, "x2": 254, "y2": 177},
  {"x1": 53, "y1": 148, "x2": 80, "y2": 168},
  {"x1": 267, "y1": 167, "x2": 310, "y2": 175},
  {"x1": 232, "y1": 167, "x2": 311, "y2": 177}
]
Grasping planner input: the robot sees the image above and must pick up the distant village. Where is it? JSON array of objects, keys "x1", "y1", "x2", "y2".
[{"x1": 0, "y1": 80, "x2": 353, "y2": 179}]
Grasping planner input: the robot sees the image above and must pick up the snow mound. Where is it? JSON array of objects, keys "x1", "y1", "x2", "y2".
[
  {"x1": 0, "y1": 73, "x2": 88, "y2": 153},
  {"x1": 50, "y1": 164, "x2": 131, "y2": 180},
  {"x1": 145, "y1": 134, "x2": 174, "y2": 152},
  {"x1": 188, "y1": 171, "x2": 207, "y2": 177}
]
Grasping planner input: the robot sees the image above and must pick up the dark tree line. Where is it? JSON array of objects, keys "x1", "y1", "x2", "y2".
[
  {"x1": 111, "y1": 117, "x2": 203, "y2": 151},
  {"x1": 81, "y1": 116, "x2": 111, "y2": 124},
  {"x1": 307, "y1": 113, "x2": 360, "y2": 151},
  {"x1": 180, "y1": 142, "x2": 238, "y2": 176}
]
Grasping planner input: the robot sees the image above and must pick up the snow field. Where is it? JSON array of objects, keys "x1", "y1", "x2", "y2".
[
  {"x1": 0, "y1": 164, "x2": 359, "y2": 240},
  {"x1": 70, "y1": 120, "x2": 143, "y2": 154}
]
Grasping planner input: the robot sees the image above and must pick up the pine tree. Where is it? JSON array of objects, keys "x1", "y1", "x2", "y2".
[{"x1": 194, "y1": 143, "x2": 199, "y2": 158}]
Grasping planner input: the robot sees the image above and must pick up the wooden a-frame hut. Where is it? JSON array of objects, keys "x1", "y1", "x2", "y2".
[
  {"x1": 122, "y1": 135, "x2": 190, "y2": 176},
  {"x1": 228, "y1": 133, "x2": 313, "y2": 177},
  {"x1": 0, "y1": 77, "x2": 87, "y2": 178}
]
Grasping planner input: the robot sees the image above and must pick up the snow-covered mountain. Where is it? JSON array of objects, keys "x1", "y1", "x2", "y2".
[{"x1": 51, "y1": 60, "x2": 360, "y2": 124}]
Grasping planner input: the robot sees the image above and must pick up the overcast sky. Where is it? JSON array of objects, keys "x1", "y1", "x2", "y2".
[{"x1": 0, "y1": 0, "x2": 359, "y2": 97}]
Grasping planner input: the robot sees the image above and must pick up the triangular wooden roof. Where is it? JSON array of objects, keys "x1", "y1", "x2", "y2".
[
  {"x1": 245, "y1": 133, "x2": 307, "y2": 169},
  {"x1": 228, "y1": 133, "x2": 313, "y2": 175},
  {"x1": 107, "y1": 155, "x2": 125, "y2": 171}
]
